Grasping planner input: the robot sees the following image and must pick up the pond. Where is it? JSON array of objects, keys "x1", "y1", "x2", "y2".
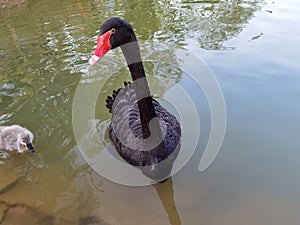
[{"x1": 0, "y1": 0, "x2": 300, "y2": 224}]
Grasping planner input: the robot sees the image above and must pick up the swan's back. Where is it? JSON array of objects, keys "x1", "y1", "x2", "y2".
[{"x1": 106, "y1": 83, "x2": 181, "y2": 180}]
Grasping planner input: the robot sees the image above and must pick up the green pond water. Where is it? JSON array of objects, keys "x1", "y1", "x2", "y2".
[{"x1": 0, "y1": 0, "x2": 300, "y2": 224}]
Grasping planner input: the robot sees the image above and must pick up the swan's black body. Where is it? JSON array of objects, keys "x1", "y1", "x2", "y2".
[
  {"x1": 106, "y1": 82, "x2": 181, "y2": 180},
  {"x1": 91, "y1": 17, "x2": 181, "y2": 181}
]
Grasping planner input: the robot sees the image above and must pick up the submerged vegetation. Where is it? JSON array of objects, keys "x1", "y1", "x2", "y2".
[{"x1": 0, "y1": 0, "x2": 27, "y2": 9}]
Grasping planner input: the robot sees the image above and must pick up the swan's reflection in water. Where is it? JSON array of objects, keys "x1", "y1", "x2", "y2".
[{"x1": 152, "y1": 178, "x2": 181, "y2": 225}]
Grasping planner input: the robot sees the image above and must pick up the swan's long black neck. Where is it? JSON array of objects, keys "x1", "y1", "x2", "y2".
[{"x1": 121, "y1": 38, "x2": 157, "y2": 139}]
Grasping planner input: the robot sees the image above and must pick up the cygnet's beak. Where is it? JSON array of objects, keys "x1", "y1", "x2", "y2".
[{"x1": 27, "y1": 143, "x2": 35, "y2": 153}]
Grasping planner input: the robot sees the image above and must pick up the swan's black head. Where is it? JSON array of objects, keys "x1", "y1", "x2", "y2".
[
  {"x1": 99, "y1": 17, "x2": 135, "y2": 49},
  {"x1": 89, "y1": 17, "x2": 136, "y2": 65}
]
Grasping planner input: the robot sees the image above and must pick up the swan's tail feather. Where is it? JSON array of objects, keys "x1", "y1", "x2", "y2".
[{"x1": 105, "y1": 82, "x2": 131, "y2": 113}]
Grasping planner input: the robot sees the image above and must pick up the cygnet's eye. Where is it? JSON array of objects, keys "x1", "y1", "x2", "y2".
[{"x1": 21, "y1": 142, "x2": 27, "y2": 148}]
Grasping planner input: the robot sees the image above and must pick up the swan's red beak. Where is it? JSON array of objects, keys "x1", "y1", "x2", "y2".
[{"x1": 89, "y1": 30, "x2": 112, "y2": 66}]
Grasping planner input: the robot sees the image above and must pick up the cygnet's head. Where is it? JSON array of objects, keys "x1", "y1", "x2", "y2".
[{"x1": 17, "y1": 130, "x2": 34, "y2": 153}]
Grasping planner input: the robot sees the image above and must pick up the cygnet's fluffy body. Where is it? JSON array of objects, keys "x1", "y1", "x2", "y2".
[{"x1": 0, "y1": 125, "x2": 34, "y2": 153}]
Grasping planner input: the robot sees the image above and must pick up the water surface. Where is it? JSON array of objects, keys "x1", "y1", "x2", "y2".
[{"x1": 0, "y1": 0, "x2": 300, "y2": 224}]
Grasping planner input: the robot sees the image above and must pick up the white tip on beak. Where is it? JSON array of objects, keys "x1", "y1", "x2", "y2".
[{"x1": 88, "y1": 55, "x2": 100, "y2": 66}]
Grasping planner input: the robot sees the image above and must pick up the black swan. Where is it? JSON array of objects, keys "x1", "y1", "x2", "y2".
[{"x1": 89, "y1": 17, "x2": 181, "y2": 182}]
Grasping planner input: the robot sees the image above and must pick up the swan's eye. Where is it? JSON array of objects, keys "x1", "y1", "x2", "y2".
[{"x1": 111, "y1": 28, "x2": 116, "y2": 34}]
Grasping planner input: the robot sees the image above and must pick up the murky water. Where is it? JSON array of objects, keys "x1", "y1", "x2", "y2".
[{"x1": 1, "y1": 0, "x2": 300, "y2": 224}]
